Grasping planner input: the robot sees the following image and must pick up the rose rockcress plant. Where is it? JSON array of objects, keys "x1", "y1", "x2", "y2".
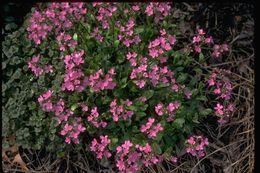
[{"x1": 4, "y1": 2, "x2": 234, "y2": 172}]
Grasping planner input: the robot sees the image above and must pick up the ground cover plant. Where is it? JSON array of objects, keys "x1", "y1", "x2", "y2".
[{"x1": 2, "y1": 2, "x2": 254, "y2": 173}]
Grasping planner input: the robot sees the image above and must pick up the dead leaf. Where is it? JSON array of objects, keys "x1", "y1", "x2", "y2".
[{"x1": 12, "y1": 153, "x2": 29, "y2": 171}]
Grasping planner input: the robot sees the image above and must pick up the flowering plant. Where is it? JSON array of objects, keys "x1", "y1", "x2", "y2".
[{"x1": 3, "y1": 2, "x2": 235, "y2": 172}]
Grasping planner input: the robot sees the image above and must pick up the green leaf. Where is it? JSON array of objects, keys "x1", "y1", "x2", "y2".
[
  {"x1": 69, "y1": 47, "x2": 75, "y2": 52},
  {"x1": 116, "y1": 54, "x2": 125, "y2": 64},
  {"x1": 73, "y1": 33, "x2": 78, "y2": 41},
  {"x1": 48, "y1": 50, "x2": 54, "y2": 57},
  {"x1": 177, "y1": 73, "x2": 188, "y2": 83},
  {"x1": 57, "y1": 151, "x2": 65, "y2": 158},
  {"x1": 114, "y1": 40, "x2": 120, "y2": 47},
  {"x1": 5, "y1": 16, "x2": 14, "y2": 22},
  {"x1": 163, "y1": 147, "x2": 173, "y2": 159},
  {"x1": 196, "y1": 96, "x2": 208, "y2": 101},
  {"x1": 70, "y1": 104, "x2": 78, "y2": 111},
  {"x1": 5, "y1": 23, "x2": 17, "y2": 31},
  {"x1": 173, "y1": 118, "x2": 185, "y2": 128},
  {"x1": 135, "y1": 27, "x2": 144, "y2": 34},
  {"x1": 152, "y1": 142, "x2": 162, "y2": 155},
  {"x1": 2, "y1": 61, "x2": 7, "y2": 69},
  {"x1": 132, "y1": 134, "x2": 146, "y2": 145},
  {"x1": 139, "y1": 104, "x2": 148, "y2": 111},
  {"x1": 12, "y1": 69, "x2": 21, "y2": 79},
  {"x1": 131, "y1": 126, "x2": 139, "y2": 133},
  {"x1": 175, "y1": 67, "x2": 184, "y2": 72},
  {"x1": 111, "y1": 137, "x2": 118, "y2": 144},
  {"x1": 199, "y1": 53, "x2": 205, "y2": 62},
  {"x1": 128, "y1": 106, "x2": 137, "y2": 111},
  {"x1": 154, "y1": 133, "x2": 163, "y2": 141},
  {"x1": 135, "y1": 112, "x2": 146, "y2": 121},
  {"x1": 200, "y1": 108, "x2": 212, "y2": 116},
  {"x1": 143, "y1": 90, "x2": 154, "y2": 100},
  {"x1": 2, "y1": 84, "x2": 7, "y2": 92},
  {"x1": 192, "y1": 113, "x2": 200, "y2": 123}
]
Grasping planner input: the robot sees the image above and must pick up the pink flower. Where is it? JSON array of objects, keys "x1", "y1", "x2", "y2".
[
  {"x1": 132, "y1": 5, "x2": 140, "y2": 11},
  {"x1": 149, "y1": 49, "x2": 159, "y2": 58},
  {"x1": 208, "y1": 78, "x2": 215, "y2": 86},
  {"x1": 87, "y1": 107, "x2": 107, "y2": 128},
  {"x1": 171, "y1": 156, "x2": 178, "y2": 163},
  {"x1": 186, "y1": 135, "x2": 209, "y2": 157},
  {"x1": 221, "y1": 44, "x2": 229, "y2": 51},
  {"x1": 155, "y1": 103, "x2": 164, "y2": 116},
  {"x1": 193, "y1": 36, "x2": 201, "y2": 43},
  {"x1": 135, "y1": 80, "x2": 146, "y2": 88},
  {"x1": 81, "y1": 104, "x2": 88, "y2": 112},
  {"x1": 140, "y1": 118, "x2": 163, "y2": 139},
  {"x1": 168, "y1": 35, "x2": 176, "y2": 45},
  {"x1": 205, "y1": 36, "x2": 213, "y2": 44},
  {"x1": 141, "y1": 143, "x2": 152, "y2": 153},
  {"x1": 187, "y1": 136, "x2": 196, "y2": 145},
  {"x1": 197, "y1": 29, "x2": 205, "y2": 35},
  {"x1": 145, "y1": 5, "x2": 154, "y2": 16},
  {"x1": 117, "y1": 160, "x2": 125, "y2": 171},
  {"x1": 90, "y1": 135, "x2": 111, "y2": 160},
  {"x1": 214, "y1": 103, "x2": 224, "y2": 115},
  {"x1": 65, "y1": 137, "x2": 71, "y2": 144},
  {"x1": 122, "y1": 140, "x2": 133, "y2": 150},
  {"x1": 160, "y1": 29, "x2": 167, "y2": 36},
  {"x1": 194, "y1": 45, "x2": 201, "y2": 53},
  {"x1": 213, "y1": 88, "x2": 221, "y2": 94},
  {"x1": 184, "y1": 89, "x2": 192, "y2": 99},
  {"x1": 43, "y1": 90, "x2": 53, "y2": 100},
  {"x1": 110, "y1": 99, "x2": 134, "y2": 121},
  {"x1": 124, "y1": 99, "x2": 133, "y2": 106}
]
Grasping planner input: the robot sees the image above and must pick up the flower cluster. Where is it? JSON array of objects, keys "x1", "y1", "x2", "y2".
[
  {"x1": 60, "y1": 117, "x2": 86, "y2": 144},
  {"x1": 110, "y1": 99, "x2": 134, "y2": 121},
  {"x1": 208, "y1": 69, "x2": 232, "y2": 100},
  {"x1": 191, "y1": 28, "x2": 229, "y2": 57},
  {"x1": 123, "y1": 4, "x2": 141, "y2": 14},
  {"x1": 192, "y1": 28, "x2": 214, "y2": 53},
  {"x1": 186, "y1": 135, "x2": 209, "y2": 157},
  {"x1": 129, "y1": 55, "x2": 148, "y2": 88},
  {"x1": 148, "y1": 29, "x2": 176, "y2": 60},
  {"x1": 207, "y1": 68, "x2": 234, "y2": 123},
  {"x1": 140, "y1": 118, "x2": 164, "y2": 139},
  {"x1": 116, "y1": 140, "x2": 161, "y2": 173},
  {"x1": 27, "y1": 10, "x2": 52, "y2": 44},
  {"x1": 91, "y1": 27, "x2": 104, "y2": 42},
  {"x1": 87, "y1": 107, "x2": 107, "y2": 128},
  {"x1": 62, "y1": 50, "x2": 85, "y2": 92},
  {"x1": 155, "y1": 101, "x2": 181, "y2": 122},
  {"x1": 214, "y1": 103, "x2": 234, "y2": 123},
  {"x1": 149, "y1": 65, "x2": 178, "y2": 91},
  {"x1": 28, "y1": 55, "x2": 53, "y2": 76},
  {"x1": 145, "y1": 3, "x2": 172, "y2": 23},
  {"x1": 38, "y1": 89, "x2": 86, "y2": 144},
  {"x1": 38, "y1": 90, "x2": 73, "y2": 123},
  {"x1": 93, "y1": 3, "x2": 117, "y2": 29},
  {"x1": 38, "y1": 90, "x2": 54, "y2": 112},
  {"x1": 56, "y1": 32, "x2": 77, "y2": 51},
  {"x1": 118, "y1": 18, "x2": 141, "y2": 47},
  {"x1": 27, "y1": 3, "x2": 86, "y2": 44},
  {"x1": 83, "y1": 68, "x2": 116, "y2": 92},
  {"x1": 212, "y1": 44, "x2": 229, "y2": 58},
  {"x1": 90, "y1": 135, "x2": 112, "y2": 159},
  {"x1": 170, "y1": 156, "x2": 178, "y2": 163},
  {"x1": 128, "y1": 55, "x2": 180, "y2": 90}
]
